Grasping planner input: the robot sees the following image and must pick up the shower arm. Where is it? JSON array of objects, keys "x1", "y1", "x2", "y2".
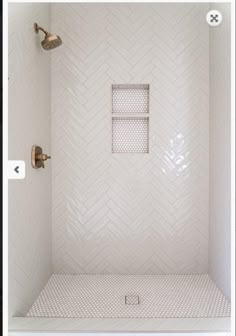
[{"x1": 34, "y1": 23, "x2": 49, "y2": 36}]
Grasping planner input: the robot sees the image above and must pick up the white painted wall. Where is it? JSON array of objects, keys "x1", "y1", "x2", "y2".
[
  {"x1": 8, "y1": 3, "x2": 52, "y2": 316},
  {"x1": 51, "y1": 3, "x2": 210, "y2": 274},
  {"x1": 209, "y1": 3, "x2": 231, "y2": 300}
]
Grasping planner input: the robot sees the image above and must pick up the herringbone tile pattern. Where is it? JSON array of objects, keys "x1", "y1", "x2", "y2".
[{"x1": 51, "y1": 4, "x2": 209, "y2": 274}]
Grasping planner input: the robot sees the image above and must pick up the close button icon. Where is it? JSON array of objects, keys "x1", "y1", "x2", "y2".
[
  {"x1": 206, "y1": 10, "x2": 223, "y2": 27},
  {"x1": 8, "y1": 161, "x2": 25, "y2": 179}
]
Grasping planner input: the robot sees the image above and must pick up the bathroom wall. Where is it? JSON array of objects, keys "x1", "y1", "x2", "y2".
[
  {"x1": 8, "y1": 3, "x2": 52, "y2": 316},
  {"x1": 209, "y1": 3, "x2": 231, "y2": 299},
  {"x1": 51, "y1": 3, "x2": 210, "y2": 274}
]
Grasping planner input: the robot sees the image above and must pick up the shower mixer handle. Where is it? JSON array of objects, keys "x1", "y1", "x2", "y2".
[
  {"x1": 39, "y1": 153, "x2": 51, "y2": 168},
  {"x1": 31, "y1": 145, "x2": 51, "y2": 169},
  {"x1": 39, "y1": 154, "x2": 51, "y2": 161}
]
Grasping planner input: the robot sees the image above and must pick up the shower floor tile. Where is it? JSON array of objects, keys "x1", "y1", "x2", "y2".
[{"x1": 27, "y1": 274, "x2": 230, "y2": 318}]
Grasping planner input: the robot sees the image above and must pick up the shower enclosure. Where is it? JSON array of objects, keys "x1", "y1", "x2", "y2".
[{"x1": 8, "y1": 2, "x2": 232, "y2": 334}]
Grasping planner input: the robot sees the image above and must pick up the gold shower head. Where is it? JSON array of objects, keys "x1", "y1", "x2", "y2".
[{"x1": 34, "y1": 23, "x2": 62, "y2": 50}]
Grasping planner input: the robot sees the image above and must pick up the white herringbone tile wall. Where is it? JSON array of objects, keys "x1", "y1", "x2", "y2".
[{"x1": 51, "y1": 4, "x2": 209, "y2": 274}]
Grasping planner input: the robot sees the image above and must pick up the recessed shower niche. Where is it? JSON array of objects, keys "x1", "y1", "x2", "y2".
[
  {"x1": 112, "y1": 84, "x2": 149, "y2": 153},
  {"x1": 8, "y1": 2, "x2": 232, "y2": 334}
]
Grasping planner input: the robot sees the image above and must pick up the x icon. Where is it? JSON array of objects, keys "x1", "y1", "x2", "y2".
[{"x1": 210, "y1": 14, "x2": 219, "y2": 22}]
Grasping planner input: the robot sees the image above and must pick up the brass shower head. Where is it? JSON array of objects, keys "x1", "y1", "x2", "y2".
[{"x1": 34, "y1": 23, "x2": 62, "y2": 50}]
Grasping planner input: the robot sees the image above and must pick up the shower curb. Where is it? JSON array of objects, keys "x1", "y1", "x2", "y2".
[{"x1": 9, "y1": 317, "x2": 231, "y2": 333}]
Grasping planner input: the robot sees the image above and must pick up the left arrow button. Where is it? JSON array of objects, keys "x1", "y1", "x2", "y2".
[
  {"x1": 14, "y1": 166, "x2": 20, "y2": 174},
  {"x1": 8, "y1": 161, "x2": 25, "y2": 179}
]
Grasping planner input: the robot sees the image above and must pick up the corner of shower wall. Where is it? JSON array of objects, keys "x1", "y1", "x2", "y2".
[
  {"x1": 8, "y1": 3, "x2": 52, "y2": 316},
  {"x1": 209, "y1": 3, "x2": 231, "y2": 300}
]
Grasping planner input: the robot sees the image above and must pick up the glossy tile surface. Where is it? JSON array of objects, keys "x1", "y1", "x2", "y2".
[{"x1": 51, "y1": 3, "x2": 210, "y2": 274}]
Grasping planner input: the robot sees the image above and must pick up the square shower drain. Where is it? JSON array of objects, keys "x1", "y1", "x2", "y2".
[{"x1": 125, "y1": 295, "x2": 140, "y2": 305}]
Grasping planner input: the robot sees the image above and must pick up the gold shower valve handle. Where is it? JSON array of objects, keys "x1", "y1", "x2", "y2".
[
  {"x1": 36, "y1": 153, "x2": 51, "y2": 161},
  {"x1": 36, "y1": 153, "x2": 51, "y2": 168},
  {"x1": 43, "y1": 154, "x2": 51, "y2": 161},
  {"x1": 31, "y1": 145, "x2": 51, "y2": 169}
]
